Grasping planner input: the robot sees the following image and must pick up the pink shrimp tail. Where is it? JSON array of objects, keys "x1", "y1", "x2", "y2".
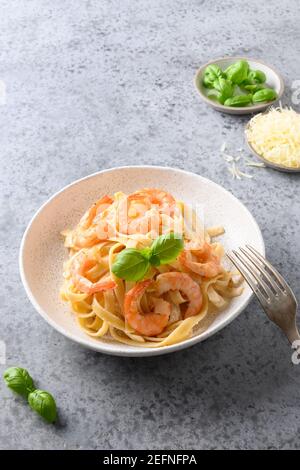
[{"x1": 78, "y1": 279, "x2": 116, "y2": 295}]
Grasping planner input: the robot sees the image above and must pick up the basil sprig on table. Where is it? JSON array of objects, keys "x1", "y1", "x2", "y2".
[
  {"x1": 3, "y1": 367, "x2": 35, "y2": 397},
  {"x1": 3, "y1": 367, "x2": 57, "y2": 423},
  {"x1": 28, "y1": 390, "x2": 57, "y2": 423},
  {"x1": 112, "y1": 233, "x2": 184, "y2": 281}
]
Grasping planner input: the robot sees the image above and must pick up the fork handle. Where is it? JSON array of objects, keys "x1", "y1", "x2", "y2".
[{"x1": 285, "y1": 320, "x2": 300, "y2": 344}]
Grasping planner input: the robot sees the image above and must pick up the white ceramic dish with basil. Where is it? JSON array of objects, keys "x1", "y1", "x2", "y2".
[
  {"x1": 194, "y1": 57, "x2": 284, "y2": 115},
  {"x1": 19, "y1": 166, "x2": 264, "y2": 357}
]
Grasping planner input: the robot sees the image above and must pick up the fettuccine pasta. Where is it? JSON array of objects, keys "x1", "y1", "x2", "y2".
[{"x1": 60, "y1": 188, "x2": 243, "y2": 347}]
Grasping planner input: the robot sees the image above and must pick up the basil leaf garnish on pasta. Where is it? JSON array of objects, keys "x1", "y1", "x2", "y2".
[
  {"x1": 112, "y1": 248, "x2": 151, "y2": 281},
  {"x1": 112, "y1": 233, "x2": 184, "y2": 281},
  {"x1": 150, "y1": 232, "x2": 184, "y2": 265}
]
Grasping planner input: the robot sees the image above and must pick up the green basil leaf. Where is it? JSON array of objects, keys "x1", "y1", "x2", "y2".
[
  {"x1": 28, "y1": 390, "x2": 57, "y2": 423},
  {"x1": 203, "y1": 64, "x2": 224, "y2": 88},
  {"x1": 224, "y1": 60, "x2": 249, "y2": 85},
  {"x1": 224, "y1": 94, "x2": 253, "y2": 107},
  {"x1": 242, "y1": 83, "x2": 265, "y2": 93},
  {"x1": 213, "y1": 77, "x2": 234, "y2": 104},
  {"x1": 148, "y1": 253, "x2": 161, "y2": 267},
  {"x1": 207, "y1": 92, "x2": 220, "y2": 102},
  {"x1": 248, "y1": 69, "x2": 266, "y2": 84},
  {"x1": 3, "y1": 367, "x2": 35, "y2": 397},
  {"x1": 140, "y1": 247, "x2": 152, "y2": 260},
  {"x1": 150, "y1": 233, "x2": 183, "y2": 265},
  {"x1": 252, "y1": 88, "x2": 277, "y2": 103},
  {"x1": 112, "y1": 248, "x2": 150, "y2": 281}
]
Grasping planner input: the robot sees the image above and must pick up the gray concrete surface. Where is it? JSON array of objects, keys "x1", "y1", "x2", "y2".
[{"x1": 0, "y1": 0, "x2": 300, "y2": 450}]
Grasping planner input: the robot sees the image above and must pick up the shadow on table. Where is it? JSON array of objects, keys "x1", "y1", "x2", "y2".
[{"x1": 76, "y1": 301, "x2": 299, "y2": 418}]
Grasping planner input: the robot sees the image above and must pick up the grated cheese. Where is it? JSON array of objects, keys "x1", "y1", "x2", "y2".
[
  {"x1": 246, "y1": 107, "x2": 300, "y2": 169},
  {"x1": 245, "y1": 158, "x2": 266, "y2": 168},
  {"x1": 222, "y1": 152, "x2": 242, "y2": 163},
  {"x1": 220, "y1": 142, "x2": 227, "y2": 153},
  {"x1": 238, "y1": 169, "x2": 253, "y2": 179},
  {"x1": 222, "y1": 153, "x2": 234, "y2": 162},
  {"x1": 228, "y1": 161, "x2": 254, "y2": 180}
]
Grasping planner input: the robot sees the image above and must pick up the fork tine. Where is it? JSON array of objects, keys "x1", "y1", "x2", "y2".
[
  {"x1": 246, "y1": 245, "x2": 290, "y2": 294},
  {"x1": 233, "y1": 250, "x2": 273, "y2": 300},
  {"x1": 227, "y1": 253, "x2": 267, "y2": 306},
  {"x1": 239, "y1": 247, "x2": 280, "y2": 295}
]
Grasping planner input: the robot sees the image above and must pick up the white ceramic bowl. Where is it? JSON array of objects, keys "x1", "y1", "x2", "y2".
[
  {"x1": 19, "y1": 166, "x2": 265, "y2": 357},
  {"x1": 194, "y1": 56, "x2": 284, "y2": 115}
]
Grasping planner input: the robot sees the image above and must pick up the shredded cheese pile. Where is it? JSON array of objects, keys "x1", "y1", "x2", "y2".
[
  {"x1": 220, "y1": 142, "x2": 265, "y2": 180},
  {"x1": 246, "y1": 107, "x2": 300, "y2": 168}
]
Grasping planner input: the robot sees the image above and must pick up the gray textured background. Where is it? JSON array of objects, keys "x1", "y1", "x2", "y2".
[{"x1": 1, "y1": 0, "x2": 300, "y2": 450}]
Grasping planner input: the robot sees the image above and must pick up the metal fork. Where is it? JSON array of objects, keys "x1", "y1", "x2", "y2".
[{"x1": 227, "y1": 245, "x2": 299, "y2": 344}]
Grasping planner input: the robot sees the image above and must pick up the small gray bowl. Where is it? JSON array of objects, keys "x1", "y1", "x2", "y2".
[{"x1": 194, "y1": 56, "x2": 284, "y2": 115}]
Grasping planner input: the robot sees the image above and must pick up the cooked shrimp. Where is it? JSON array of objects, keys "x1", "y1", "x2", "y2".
[
  {"x1": 124, "y1": 280, "x2": 170, "y2": 336},
  {"x1": 130, "y1": 188, "x2": 175, "y2": 206},
  {"x1": 73, "y1": 195, "x2": 113, "y2": 248},
  {"x1": 179, "y1": 242, "x2": 221, "y2": 278},
  {"x1": 128, "y1": 188, "x2": 175, "y2": 215},
  {"x1": 117, "y1": 196, "x2": 149, "y2": 235},
  {"x1": 127, "y1": 208, "x2": 160, "y2": 236},
  {"x1": 78, "y1": 195, "x2": 113, "y2": 230},
  {"x1": 155, "y1": 272, "x2": 202, "y2": 318},
  {"x1": 71, "y1": 253, "x2": 116, "y2": 294},
  {"x1": 72, "y1": 229, "x2": 100, "y2": 249},
  {"x1": 118, "y1": 189, "x2": 175, "y2": 235}
]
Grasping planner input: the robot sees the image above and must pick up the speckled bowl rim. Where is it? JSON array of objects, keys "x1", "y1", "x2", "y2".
[
  {"x1": 19, "y1": 166, "x2": 265, "y2": 357},
  {"x1": 245, "y1": 115, "x2": 300, "y2": 173},
  {"x1": 194, "y1": 56, "x2": 284, "y2": 114}
]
